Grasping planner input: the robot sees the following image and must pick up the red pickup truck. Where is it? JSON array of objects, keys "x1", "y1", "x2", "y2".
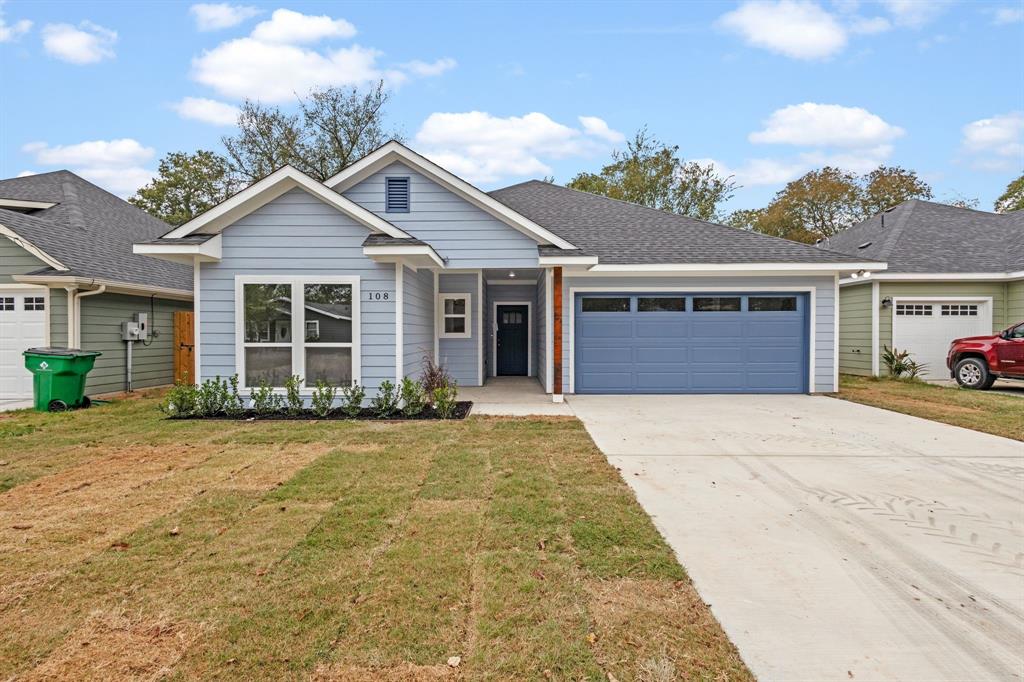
[{"x1": 947, "y1": 321, "x2": 1024, "y2": 389}]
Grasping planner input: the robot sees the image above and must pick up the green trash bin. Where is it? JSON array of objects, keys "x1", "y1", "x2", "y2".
[{"x1": 23, "y1": 347, "x2": 102, "y2": 412}]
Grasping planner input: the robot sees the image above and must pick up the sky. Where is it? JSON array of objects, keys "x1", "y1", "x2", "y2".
[{"x1": 1, "y1": 0, "x2": 1022, "y2": 214}]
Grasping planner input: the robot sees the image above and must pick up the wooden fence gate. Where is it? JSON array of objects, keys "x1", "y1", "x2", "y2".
[{"x1": 173, "y1": 311, "x2": 195, "y2": 384}]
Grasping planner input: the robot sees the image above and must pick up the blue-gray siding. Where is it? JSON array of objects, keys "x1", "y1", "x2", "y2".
[
  {"x1": 402, "y1": 265, "x2": 434, "y2": 380},
  {"x1": 487, "y1": 283, "x2": 538, "y2": 376},
  {"x1": 560, "y1": 275, "x2": 837, "y2": 393},
  {"x1": 536, "y1": 273, "x2": 547, "y2": 389},
  {"x1": 198, "y1": 187, "x2": 396, "y2": 394},
  {"x1": 437, "y1": 272, "x2": 480, "y2": 386},
  {"x1": 343, "y1": 162, "x2": 540, "y2": 269}
]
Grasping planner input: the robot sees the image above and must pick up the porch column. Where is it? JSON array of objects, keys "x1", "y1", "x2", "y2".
[{"x1": 552, "y1": 266, "x2": 563, "y2": 403}]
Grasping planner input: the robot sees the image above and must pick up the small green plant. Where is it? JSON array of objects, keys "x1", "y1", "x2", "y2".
[
  {"x1": 339, "y1": 382, "x2": 365, "y2": 418},
  {"x1": 197, "y1": 376, "x2": 231, "y2": 417},
  {"x1": 882, "y1": 346, "x2": 927, "y2": 379},
  {"x1": 225, "y1": 374, "x2": 246, "y2": 417},
  {"x1": 400, "y1": 376, "x2": 426, "y2": 417},
  {"x1": 311, "y1": 380, "x2": 337, "y2": 418},
  {"x1": 371, "y1": 379, "x2": 399, "y2": 418},
  {"x1": 420, "y1": 355, "x2": 452, "y2": 404},
  {"x1": 284, "y1": 374, "x2": 304, "y2": 415},
  {"x1": 159, "y1": 380, "x2": 200, "y2": 417},
  {"x1": 250, "y1": 379, "x2": 283, "y2": 416},
  {"x1": 432, "y1": 381, "x2": 458, "y2": 419}
]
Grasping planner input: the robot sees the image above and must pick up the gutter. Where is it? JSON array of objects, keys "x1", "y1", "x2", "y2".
[
  {"x1": 12, "y1": 274, "x2": 192, "y2": 301},
  {"x1": 68, "y1": 284, "x2": 105, "y2": 347}
]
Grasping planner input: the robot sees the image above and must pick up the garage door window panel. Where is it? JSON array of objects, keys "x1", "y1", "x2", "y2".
[
  {"x1": 694, "y1": 297, "x2": 741, "y2": 312},
  {"x1": 896, "y1": 303, "x2": 932, "y2": 316},
  {"x1": 638, "y1": 297, "x2": 685, "y2": 312},
  {"x1": 0, "y1": 297, "x2": 13, "y2": 311},
  {"x1": 749, "y1": 296, "x2": 797, "y2": 312},
  {"x1": 582, "y1": 297, "x2": 630, "y2": 313},
  {"x1": 941, "y1": 304, "x2": 978, "y2": 317}
]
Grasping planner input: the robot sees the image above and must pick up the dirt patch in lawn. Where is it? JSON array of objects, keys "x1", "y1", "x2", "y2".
[{"x1": 311, "y1": 663, "x2": 456, "y2": 681}]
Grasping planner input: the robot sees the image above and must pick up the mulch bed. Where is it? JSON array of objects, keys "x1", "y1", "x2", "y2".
[{"x1": 166, "y1": 401, "x2": 473, "y2": 421}]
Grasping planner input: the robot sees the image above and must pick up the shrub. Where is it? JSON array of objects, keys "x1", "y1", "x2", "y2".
[
  {"x1": 225, "y1": 374, "x2": 246, "y2": 418},
  {"x1": 421, "y1": 355, "x2": 453, "y2": 403},
  {"x1": 339, "y1": 382, "x2": 365, "y2": 418},
  {"x1": 197, "y1": 376, "x2": 231, "y2": 417},
  {"x1": 160, "y1": 381, "x2": 200, "y2": 417},
  {"x1": 400, "y1": 376, "x2": 426, "y2": 417},
  {"x1": 882, "y1": 346, "x2": 927, "y2": 379},
  {"x1": 433, "y1": 381, "x2": 459, "y2": 419},
  {"x1": 311, "y1": 380, "x2": 337, "y2": 418},
  {"x1": 284, "y1": 374, "x2": 304, "y2": 415},
  {"x1": 250, "y1": 379, "x2": 283, "y2": 416},
  {"x1": 371, "y1": 380, "x2": 400, "y2": 418}
]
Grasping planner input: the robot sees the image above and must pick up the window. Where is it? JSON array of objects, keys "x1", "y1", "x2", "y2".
[
  {"x1": 438, "y1": 293, "x2": 471, "y2": 338},
  {"x1": 693, "y1": 297, "x2": 741, "y2": 312},
  {"x1": 1008, "y1": 323, "x2": 1024, "y2": 340},
  {"x1": 0, "y1": 297, "x2": 13, "y2": 311},
  {"x1": 940, "y1": 304, "x2": 978, "y2": 317},
  {"x1": 385, "y1": 176, "x2": 410, "y2": 213},
  {"x1": 895, "y1": 303, "x2": 932, "y2": 316},
  {"x1": 23, "y1": 296, "x2": 45, "y2": 311},
  {"x1": 749, "y1": 296, "x2": 797, "y2": 312},
  {"x1": 581, "y1": 297, "x2": 630, "y2": 312},
  {"x1": 638, "y1": 297, "x2": 685, "y2": 312},
  {"x1": 239, "y1": 278, "x2": 358, "y2": 389}
]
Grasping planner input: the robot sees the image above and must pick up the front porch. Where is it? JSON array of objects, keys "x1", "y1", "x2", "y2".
[{"x1": 460, "y1": 377, "x2": 571, "y2": 416}]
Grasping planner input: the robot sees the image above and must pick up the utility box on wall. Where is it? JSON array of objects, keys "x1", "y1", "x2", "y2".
[{"x1": 121, "y1": 313, "x2": 150, "y2": 341}]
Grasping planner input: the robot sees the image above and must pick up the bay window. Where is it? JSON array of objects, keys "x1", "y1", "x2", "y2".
[{"x1": 237, "y1": 276, "x2": 359, "y2": 389}]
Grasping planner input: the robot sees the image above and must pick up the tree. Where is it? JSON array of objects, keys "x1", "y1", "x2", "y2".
[
  {"x1": 860, "y1": 165, "x2": 932, "y2": 216},
  {"x1": 995, "y1": 173, "x2": 1024, "y2": 213},
  {"x1": 567, "y1": 128, "x2": 738, "y2": 221},
  {"x1": 130, "y1": 150, "x2": 236, "y2": 226},
  {"x1": 726, "y1": 205, "x2": 815, "y2": 243},
  {"x1": 222, "y1": 81, "x2": 400, "y2": 183}
]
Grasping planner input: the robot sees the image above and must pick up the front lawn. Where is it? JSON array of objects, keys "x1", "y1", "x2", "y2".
[
  {"x1": 0, "y1": 391, "x2": 750, "y2": 681},
  {"x1": 836, "y1": 375, "x2": 1024, "y2": 441}
]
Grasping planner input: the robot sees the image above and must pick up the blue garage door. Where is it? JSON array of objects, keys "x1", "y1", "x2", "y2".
[{"x1": 574, "y1": 293, "x2": 809, "y2": 394}]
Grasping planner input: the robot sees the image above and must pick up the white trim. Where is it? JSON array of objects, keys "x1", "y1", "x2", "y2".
[
  {"x1": 567, "y1": 286, "x2": 820, "y2": 395},
  {"x1": 163, "y1": 165, "x2": 411, "y2": 240},
  {"x1": 589, "y1": 262, "x2": 886, "y2": 273},
  {"x1": 433, "y1": 270, "x2": 439, "y2": 365},
  {"x1": 477, "y1": 272, "x2": 483, "y2": 385},
  {"x1": 890, "y1": 296, "x2": 996, "y2": 302},
  {"x1": 324, "y1": 141, "x2": 578, "y2": 250},
  {"x1": 64, "y1": 286, "x2": 76, "y2": 348},
  {"x1": 538, "y1": 255, "x2": 599, "y2": 267},
  {"x1": 0, "y1": 224, "x2": 68, "y2": 270},
  {"x1": 72, "y1": 285, "x2": 106, "y2": 348},
  {"x1": 234, "y1": 275, "x2": 360, "y2": 392},
  {"x1": 842, "y1": 271, "x2": 1024, "y2": 284},
  {"x1": 545, "y1": 268, "x2": 553, "y2": 393},
  {"x1": 0, "y1": 282, "x2": 49, "y2": 289},
  {"x1": 133, "y1": 234, "x2": 222, "y2": 264},
  {"x1": 871, "y1": 280, "x2": 880, "y2": 377},
  {"x1": 437, "y1": 292, "x2": 472, "y2": 339},
  {"x1": 395, "y1": 263, "x2": 404, "y2": 384},
  {"x1": 0, "y1": 198, "x2": 57, "y2": 211},
  {"x1": 363, "y1": 243, "x2": 445, "y2": 268},
  {"x1": 193, "y1": 259, "x2": 201, "y2": 383},
  {"x1": 491, "y1": 300, "x2": 533, "y2": 378},
  {"x1": 833, "y1": 274, "x2": 839, "y2": 392},
  {"x1": 13, "y1": 274, "x2": 192, "y2": 301}
]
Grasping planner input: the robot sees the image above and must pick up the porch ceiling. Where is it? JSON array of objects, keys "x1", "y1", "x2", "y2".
[{"x1": 482, "y1": 268, "x2": 541, "y2": 284}]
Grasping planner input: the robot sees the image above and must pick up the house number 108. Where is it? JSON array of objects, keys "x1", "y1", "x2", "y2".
[{"x1": 366, "y1": 291, "x2": 389, "y2": 301}]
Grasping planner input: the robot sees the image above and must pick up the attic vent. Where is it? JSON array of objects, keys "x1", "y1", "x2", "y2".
[
  {"x1": 858, "y1": 241, "x2": 872, "y2": 249},
  {"x1": 385, "y1": 176, "x2": 410, "y2": 213}
]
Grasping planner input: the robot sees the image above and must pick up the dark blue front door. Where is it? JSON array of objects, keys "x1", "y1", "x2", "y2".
[
  {"x1": 574, "y1": 293, "x2": 809, "y2": 394},
  {"x1": 497, "y1": 304, "x2": 529, "y2": 376}
]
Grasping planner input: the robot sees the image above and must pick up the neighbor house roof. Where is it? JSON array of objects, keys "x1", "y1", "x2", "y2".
[
  {"x1": 826, "y1": 199, "x2": 1024, "y2": 275},
  {"x1": 489, "y1": 180, "x2": 871, "y2": 266},
  {"x1": 0, "y1": 170, "x2": 191, "y2": 293}
]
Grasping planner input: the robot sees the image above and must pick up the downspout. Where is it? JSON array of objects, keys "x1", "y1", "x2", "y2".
[
  {"x1": 64, "y1": 286, "x2": 77, "y2": 348},
  {"x1": 72, "y1": 285, "x2": 106, "y2": 347}
]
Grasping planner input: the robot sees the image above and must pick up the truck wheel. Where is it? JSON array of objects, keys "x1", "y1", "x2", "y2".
[
  {"x1": 47, "y1": 399, "x2": 69, "y2": 412},
  {"x1": 954, "y1": 358, "x2": 995, "y2": 390}
]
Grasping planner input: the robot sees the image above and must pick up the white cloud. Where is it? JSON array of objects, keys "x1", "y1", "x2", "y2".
[
  {"x1": 880, "y1": 0, "x2": 950, "y2": 27},
  {"x1": 189, "y1": 3, "x2": 261, "y2": 31},
  {"x1": 414, "y1": 111, "x2": 622, "y2": 184},
  {"x1": 717, "y1": 0, "x2": 847, "y2": 59},
  {"x1": 750, "y1": 103, "x2": 904, "y2": 147},
  {"x1": 250, "y1": 8, "x2": 355, "y2": 44},
  {"x1": 960, "y1": 112, "x2": 1024, "y2": 171},
  {"x1": 579, "y1": 116, "x2": 626, "y2": 144},
  {"x1": 696, "y1": 157, "x2": 808, "y2": 186},
  {"x1": 849, "y1": 16, "x2": 891, "y2": 34},
  {"x1": 992, "y1": 6, "x2": 1024, "y2": 25},
  {"x1": 190, "y1": 9, "x2": 453, "y2": 102},
  {"x1": 171, "y1": 96, "x2": 240, "y2": 125},
  {"x1": 0, "y1": 2, "x2": 31, "y2": 42},
  {"x1": 16, "y1": 170, "x2": 36, "y2": 178},
  {"x1": 41, "y1": 21, "x2": 116, "y2": 64},
  {"x1": 21, "y1": 138, "x2": 155, "y2": 197}
]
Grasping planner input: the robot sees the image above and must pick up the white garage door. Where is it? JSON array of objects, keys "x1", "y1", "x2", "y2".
[
  {"x1": 0, "y1": 289, "x2": 48, "y2": 404},
  {"x1": 891, "y1": 300, "x2": 992, "y2": 380}
]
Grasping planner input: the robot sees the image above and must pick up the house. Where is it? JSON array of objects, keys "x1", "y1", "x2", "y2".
[
  {"x1": 827, "y1": 200, "x2": 1024, "y2": 380},
  {"x1": 135, "y1": 141, "x2": 883, "y2": 400},
  {"x1": 0, "y1": 171, "x2": 193, "y2": 408}
]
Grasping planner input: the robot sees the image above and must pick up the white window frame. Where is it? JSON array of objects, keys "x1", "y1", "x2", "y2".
[
  {"x1": 305, "y1": 319, "x2": 320, "y2": 339},
  {"x1": 235, "y1": 275, "x2": 360, "y2": 391},
  {"x1": 437, "y1": 292, "x2": 472, "y2": 339}
]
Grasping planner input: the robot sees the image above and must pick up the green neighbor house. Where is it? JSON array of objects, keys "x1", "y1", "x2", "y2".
[
  {"x1": 0, "y1": 171, "x2": 192, "y2": 409},
  {"x1": 827, "y1": 200, "x2": 1024, "y2": 380}
]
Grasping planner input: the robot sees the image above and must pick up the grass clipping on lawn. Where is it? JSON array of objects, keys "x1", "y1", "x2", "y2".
[{"x1": 0, "y1": 392, "x2": 752, "y2": 681}]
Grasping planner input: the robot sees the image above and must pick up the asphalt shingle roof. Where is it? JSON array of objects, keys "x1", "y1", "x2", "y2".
[
  {"x1": 490, "y1": 180, "x2": 868, "y2": 265},
  {"x1": 826, "y1": 200, "x2": 1024, "y2": 274},
  {"x1": 0, "y1": 171, "x2": 190, "y2": 292}
]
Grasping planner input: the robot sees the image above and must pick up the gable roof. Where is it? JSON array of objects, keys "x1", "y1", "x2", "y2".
[
  {"x1": 826, "y1": 200, "x2": 1024, "y2": 274},
  {"x1": 490, "y1": 180, "x2": 874, "y2": 267},
  {"x1": 0, "y1": 170, "x2": 191, "y2": 293},
  {"x1": 325, "y1": 141, "x2": 578, "y2": 250}
]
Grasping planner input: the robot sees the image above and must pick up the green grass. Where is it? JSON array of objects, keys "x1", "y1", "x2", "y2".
[
  {"x1": 0, "y1": 390, "x2": 751, "y2": 680},
  {"x1": 836, "y1": 374, "x2": 1024, "y2": 441}
]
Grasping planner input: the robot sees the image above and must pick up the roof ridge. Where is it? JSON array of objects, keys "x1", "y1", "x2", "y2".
[{"x1": 874, "y1": 200, "x2": 916, "y2": 261}]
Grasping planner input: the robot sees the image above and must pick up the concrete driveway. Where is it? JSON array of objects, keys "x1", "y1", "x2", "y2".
[{"x1": 569, "y1": 394, "x2": 1024, "y2": 682}]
